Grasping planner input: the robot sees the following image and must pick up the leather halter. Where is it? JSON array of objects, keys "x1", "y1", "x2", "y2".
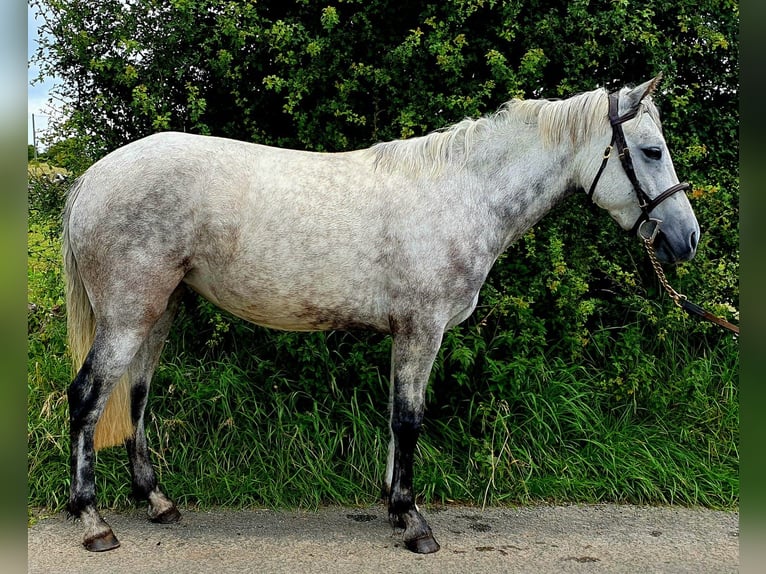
[{"x1": 586, "y1": 90, "x2": 690, "y2": 235}]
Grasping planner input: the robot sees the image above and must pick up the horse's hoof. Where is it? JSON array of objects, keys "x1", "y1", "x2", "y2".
[
  {"x1": 405, "y1": 534, "x2": 440, "y2": 554},
  {"x1": 83, "y1": 531, "x2": 120, "y2": 552},
  {"x1": 151, "y1": 506, "x2": 182, "y2": 524}
]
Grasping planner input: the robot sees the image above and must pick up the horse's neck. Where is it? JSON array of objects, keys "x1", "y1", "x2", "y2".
[{"x1": 464, "y1": 132, "x2": 580, "y2": 255}]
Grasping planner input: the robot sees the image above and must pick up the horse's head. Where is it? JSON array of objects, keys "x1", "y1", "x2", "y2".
[{"x1": 586, "y1": 75, "x2": 700, "y2": 264}]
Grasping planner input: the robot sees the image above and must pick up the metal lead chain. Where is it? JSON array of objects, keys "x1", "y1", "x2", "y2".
[
  {"x1": 642, "y1": 237, "x2": 687, "y2": 308},
  {"x1": 642, "y1": 236, "x2": 740, "y2": 335}
]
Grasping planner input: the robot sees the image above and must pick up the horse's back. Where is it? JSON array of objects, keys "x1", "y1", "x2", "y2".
[
  {"x1": 68, "y1": 131, "x2": 384, "y2": 251},
  {"x1": 67, "y1": 132, "x2": 397, "y2": 332}
]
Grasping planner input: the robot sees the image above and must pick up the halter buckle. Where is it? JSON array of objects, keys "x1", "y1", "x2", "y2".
[{"x1": 638, "y1": 218, "x2": 662, "y2": 244}]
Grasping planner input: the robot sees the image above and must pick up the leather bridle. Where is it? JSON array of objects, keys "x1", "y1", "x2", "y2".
[{"x1": 586, "y1": 90, "x2": 690, "y2": 236}]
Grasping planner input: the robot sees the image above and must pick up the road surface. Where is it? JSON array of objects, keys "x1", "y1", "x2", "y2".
[{"x1": 28, "y1": 503, "x2": 738, "y2": 573}]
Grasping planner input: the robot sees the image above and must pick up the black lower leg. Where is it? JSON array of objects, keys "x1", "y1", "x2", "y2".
[
  {"x1": 66, "y1": 357, "x2": 100, "y2": 516},
  {"x1": 67, "y1": 355, "x2": 120, "y2": 551},
  {"x1": 388, "y1": 394, "x2": 439, "y2": 554},
  {"x1": 126, "y1": 380, "x2": 180, "y2": 524},
  {"x1": 388, "y1": 404, "x2": 420, "y2": 523},
  {"x1": 126, "y1": 381, "x2": 155, "y2": 501}
]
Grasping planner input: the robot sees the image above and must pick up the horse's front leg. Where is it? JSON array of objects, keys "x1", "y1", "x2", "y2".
[{"x1": 385, "y1": 320, "x2": 443, "y2": 554}]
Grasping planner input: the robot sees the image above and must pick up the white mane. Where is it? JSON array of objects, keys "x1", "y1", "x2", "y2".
[{"x1": 370, "y1": 87, "x2": 660, "y2": 176}]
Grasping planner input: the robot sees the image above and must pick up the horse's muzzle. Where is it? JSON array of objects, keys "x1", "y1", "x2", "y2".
[{"x1": 653, "y1": 228, "x2": 699, "y2": 264}]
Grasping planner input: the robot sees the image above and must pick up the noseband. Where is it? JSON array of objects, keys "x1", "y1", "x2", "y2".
[{"x1": 586, "y1": 90, "x2": 690, "y2": 236}]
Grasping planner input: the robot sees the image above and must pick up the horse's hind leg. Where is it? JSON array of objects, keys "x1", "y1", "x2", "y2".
[
  {"x1": 386, "y1": 318, "x2": 443, "y2": 554},
  {"x1": 67, "y1": 326, "x2": 149, "y2": 551},
  {"x1": 125, "y1": 287, "x2": 183, "y2": 524}
]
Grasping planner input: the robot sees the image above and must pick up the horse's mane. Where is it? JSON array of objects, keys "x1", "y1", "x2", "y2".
[{"x1": 370, "y1": 87, "x2": 659, "y2": 176}]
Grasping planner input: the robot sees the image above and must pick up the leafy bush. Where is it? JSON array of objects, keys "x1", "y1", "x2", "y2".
[{"x1": 28, "y1": 0, "x2": 738, "y2": 510}]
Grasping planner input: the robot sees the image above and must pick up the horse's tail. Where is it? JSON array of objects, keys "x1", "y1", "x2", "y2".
[{"x1": 63, "y1": 178, "x2": 134, "y2": 450}]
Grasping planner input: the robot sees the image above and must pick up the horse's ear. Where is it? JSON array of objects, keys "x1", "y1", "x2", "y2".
[
  {"x1": 639, "y1": 72, "x2": 663, "y2": 100},
  {"x1": 623, "y1": 73, "x2": 663, "y2": 113}
]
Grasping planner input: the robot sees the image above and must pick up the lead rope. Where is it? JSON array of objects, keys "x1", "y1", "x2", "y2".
[{"x1": 641, "y1": 235, "x2": 740, "y2": 335}]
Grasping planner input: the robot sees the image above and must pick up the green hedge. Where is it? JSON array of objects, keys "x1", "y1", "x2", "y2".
[{"x1": 28, "y1": 0, "x2": 738, "y2": 510}]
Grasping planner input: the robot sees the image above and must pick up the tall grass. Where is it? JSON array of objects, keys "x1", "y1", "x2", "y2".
[{"x1": 28, "y1": 315, "x2": 738, "y2": 512}]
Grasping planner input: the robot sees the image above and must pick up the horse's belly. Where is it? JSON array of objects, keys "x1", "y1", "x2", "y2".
[{"x1": 183, "y1": 270, "x2": 390, "y2": 334}]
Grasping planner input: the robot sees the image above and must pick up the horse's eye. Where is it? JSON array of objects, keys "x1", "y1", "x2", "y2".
[{"x1": 642, "y1": 147, "x2": 662, "y2": 160}]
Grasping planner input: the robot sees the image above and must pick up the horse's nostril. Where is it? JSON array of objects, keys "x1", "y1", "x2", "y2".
[{"x1": 690, "y1": 230, "x2": 699, "y2": 250}]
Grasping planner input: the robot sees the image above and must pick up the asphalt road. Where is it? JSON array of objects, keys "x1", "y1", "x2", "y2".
[{"x1": 28, "y1": 503, "x2": 738, "y2": 573}]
